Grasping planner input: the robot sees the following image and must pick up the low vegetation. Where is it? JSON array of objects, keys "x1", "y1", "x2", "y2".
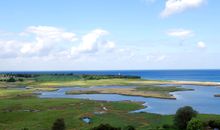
[
  {"x1": 0, "y1": 73, "x2": 220, "y2": 130},
  {"x1": 66, "y1": 85, "x2": 192, "y2": 99},
  {"x1": 0, "y1": 96, "x2": 220, "y2": 130}
]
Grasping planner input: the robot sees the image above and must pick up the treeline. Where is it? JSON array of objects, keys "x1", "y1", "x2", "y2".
[
  {"x1": 0, "y1": 73, "x2": 141, "y2": 82},
  {"x1": 0, "y1": 74, "x2": 36, "y2": 78},
  {"x1": 44, "y1": 73, "x2": 141, "y2": 80},
  {"x1": 80, "y1": 74, "x2": 140, "y2": 80}
]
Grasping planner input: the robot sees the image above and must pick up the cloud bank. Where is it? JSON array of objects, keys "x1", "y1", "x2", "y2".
[{"x1": 0, "y1": 26, "x2": 116, "y2": 60}]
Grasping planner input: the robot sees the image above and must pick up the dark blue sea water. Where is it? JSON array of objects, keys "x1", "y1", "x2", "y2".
[{"x1": 2, "y1": 70, "x2": 220, "y2": 82}]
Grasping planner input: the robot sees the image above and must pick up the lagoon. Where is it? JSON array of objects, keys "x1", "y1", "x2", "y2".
[{"x1": 38, "y1": 85, "x2": 220, "y2": 115}]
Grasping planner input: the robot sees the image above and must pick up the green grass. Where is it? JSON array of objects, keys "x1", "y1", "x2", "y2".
[
  {"x1": 0, "y1": 97, "x2": 219, "y2": 130},
  {"x1": 0, "y1": 89, "x2": 34, "y2": 99},
  {"x1": 35, "y1": 75, "x2": 82, "y2": 82},
  {"x1": 0, "y1": 98, "x2": 146, "y2": 130},
  {"x1": 136, "y1": 85, "x2": 193, "y2": 92}
]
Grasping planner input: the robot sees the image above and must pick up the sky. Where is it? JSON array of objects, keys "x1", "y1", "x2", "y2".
[{"x1": 0, "y1": 0, "x2": 220, "y2": 71}]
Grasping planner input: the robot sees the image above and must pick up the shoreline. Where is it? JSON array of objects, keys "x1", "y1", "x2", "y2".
[{"x1": 165, "y1": 80, "x2": 220, "y2": 86}]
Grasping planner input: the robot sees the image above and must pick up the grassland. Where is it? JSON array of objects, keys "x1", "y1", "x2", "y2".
[
  {"x1": 0, "y1": 73, "x2": 218, "y2": 99},
  {"x1": 66, "y1": 85, "x2": 192, "y2": 99},
  {"x1": 0, "y1": 74, "x2": 220, "y2": 130},
  {"x1": 0, "y1": 97, "x2": 220, "y2": 130}
]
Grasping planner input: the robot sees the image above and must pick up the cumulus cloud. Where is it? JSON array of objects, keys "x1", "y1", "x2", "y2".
[
  {"x1": 167, "y1": 29, "x2": 193, "y2": 38},
  {"x1": 161, "y1": 0, "x2": 205, "y2": 17},
  {"x1": 197, "y1": 41, "x2": 206, "y2": 49},
  {"x1": 26, "y1": 26, "x2": 77, "y2": 42},
  {"x1": 70, "y1": 29, "x2": 115, "y2": 57},
  {"x1": 0, "y1": 26, "x2": 116, "y2": 60}
]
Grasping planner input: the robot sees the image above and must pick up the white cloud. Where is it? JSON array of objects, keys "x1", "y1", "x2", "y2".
[
  {"x1": 197, "y1": 41, "x2": 206, "y2": 49},
  {"x1": 0, "y1": 26, "x2": 116, "y2": 60},
  {"x1": 146, "y1": 54, "x2": 167, "y2": 62},
  {"x1": 70, "y1": 29, "x2": 115, "y2": 57},
  {"x1": 167, "y1": 29, "x2": 193, "y2": 38},
  {"x1": 161, "y1": 0, "x2": 205, "y2": 17},
  {"x1": 26, "y1": 26, "x2": 77, "y2": 42}
]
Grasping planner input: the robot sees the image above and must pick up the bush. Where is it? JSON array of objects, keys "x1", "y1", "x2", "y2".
[
  {"x1": 52, "y1": 118, "x2": 65, "y2": 130},
  {"x1": 162, "y1": 124, "x2": 174, "y2": 130},
  {"x1": 21, "y1": 128, "x2": 29, "y2": 130},
  {"x1": 208, "y1": 120, "x2": 220, "y2": 129},
  {"x1": 187, "y1": 118, "x2": 203, "y2": 130},
  {"x1": 123, "y1": 125, "x2": 136, "y2": 130},
  {"x1": 91, "y1": 124, "x2": 121, "y2": 130},
  {"x1": 174, "y1": 106, "x2": 198, "y2": 130},
  {"x1": 7, "y1": 77, "x2": 16, "y2": 82},
  {"x1": 18, "y1": 78, "x2": 24, "y2": 82}
]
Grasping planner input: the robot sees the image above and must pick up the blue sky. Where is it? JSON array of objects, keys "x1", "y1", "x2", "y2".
[{"x1": 0, "y1": 0, "x2": 219, "y2": 70}]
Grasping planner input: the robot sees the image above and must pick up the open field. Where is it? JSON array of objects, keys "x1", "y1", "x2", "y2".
[
  {"x1": 0, "y1": 74, "x2": 220, "y2": 129},
  {"x1": 66, "y1": 85, "x2": 192, "y2": 99},
  {"x1": 1, "y1": 74, "x2": 220, "y2": 89},
  {"x1": 0, "y1": 97, "x2": 220, "y2": 130},
  {"x1": 0, "y1": 73, "x2": 219, "y2": 99}
]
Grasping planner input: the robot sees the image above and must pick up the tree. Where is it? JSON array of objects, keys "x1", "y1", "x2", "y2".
[
  {"x1": 52, "y1": 118, "x2": 65, "y2": 130},
  {"x1": 123, "y1": 125, "x2": 136, "y2": 130},
  {"x1": 174, "y1": 106, "x2": 198, "y2": 130},
  {"x1": 21, "y1": 128, "x2": 29, "y2": 130},
  {"x1": 187, "y1": 118, "x2": 203, "y2": 130},
  {"x1": 208, "y1": 120, "x2": 220, "y2": 129},
  {"x1": 91, "y1": 124, "x2": 121, "y2": 130},
  {"x1": 7, "y1": 77, "x2": 16, "y2": 82}
]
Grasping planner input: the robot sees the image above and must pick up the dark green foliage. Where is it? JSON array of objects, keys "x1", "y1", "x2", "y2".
[
  {"x1": 52, "y1": 118, "x2": 65, "y2": 130},
  {"x1": 21, "y1": 128, "x2": 29, "y2": 130},
  {"x1": 187, "y1": 118, "x2": 203, "y2": 130},
  {"x1": 18, "y1": 78, "x2": 24, "y2": 82},
  {"x1": 123, "y1": 125, "x2": 136, "y2": 130},
  {"x1": 174, "y1": 106, "x2": 198, "y2": 130},
  {"x1": 81, "y1": 74, "x2": 140, "y2": 80},
  {"x1": 7, "y1": 77, "x2": 16, "y2": 82},
  {"x1": 208, "y1": 120, "x2": 220, "y2": 129},
  {"x1": 162, "y1": 124, "x2": 175, "y2": 130},
  {"x1": 91, "y1": 124, "x2": 121, "y2": 130},
  {"x1": 1, "y1": 73, "x2": 140, "y2": 82}
]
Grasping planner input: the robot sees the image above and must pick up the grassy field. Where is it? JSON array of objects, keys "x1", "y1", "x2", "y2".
[
  {"x1": 66, "y1": 85, "x2": 192, "y2": 99},
  {"x1": 0, "y1": 74, "x2": 195, "y2": 99},
  {"x1": 0, "y1": 74, "x2": 220, "y2": 130},
  {"x1": 0, "y1": 97, "x2": 220, "y2": 130}
]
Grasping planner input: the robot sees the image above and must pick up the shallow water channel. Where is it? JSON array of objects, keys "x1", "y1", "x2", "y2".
[{"x1": 38, "y1": 85, "x2": 220, "y2": 115}]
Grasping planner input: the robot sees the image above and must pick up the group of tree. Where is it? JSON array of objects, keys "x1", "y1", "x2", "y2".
[{"x1": 163, "y1": 106, "x2": 220, "y2": 130}]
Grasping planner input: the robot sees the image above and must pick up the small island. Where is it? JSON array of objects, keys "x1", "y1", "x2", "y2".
[{"x1": 214, "y1": 94, "x2": 220, "y2": 97}]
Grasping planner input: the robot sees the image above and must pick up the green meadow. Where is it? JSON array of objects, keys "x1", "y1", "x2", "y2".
[{"x1": 0, "y1": 74, "x2": 220, "y2": 130}]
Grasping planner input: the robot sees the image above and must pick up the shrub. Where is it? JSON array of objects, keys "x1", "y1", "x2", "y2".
[
  {"x1": 187, "y1": 118, "x2": 204, "y2": 130},
  {"x1": 174, "y1": 106, "x2": 198, "y2": 130},
  {"x1": 52, "y1": 118, "x2": 65, "y2": 130},
  {"x1": 91, "y1": 124, "x2": 121, "y2": 130},
  {"x1": 21, "y1": 128, "x2": 29, "y2": 130},
  {"x1": 208, "y1": 120, "x2": 220, "y2": 129},
  {"x1": 162, "y1": 124, "x2": 174, "y2": 130},
  {"x1": 123, "y1": 125, "x2": 136, "y2": 130},
  {"x1": 7, "y1": 77, "x2": 16, "y2": 82}
]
